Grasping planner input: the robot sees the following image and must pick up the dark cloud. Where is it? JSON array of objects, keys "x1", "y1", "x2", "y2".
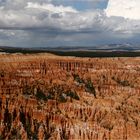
[{"x1": 0, "y1": 0, "x2": 140, "y2": 47}]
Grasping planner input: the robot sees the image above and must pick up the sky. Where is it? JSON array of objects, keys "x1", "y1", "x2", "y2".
[{"x1": 0, "y1": 0, "x2": 140, "y2": 48}]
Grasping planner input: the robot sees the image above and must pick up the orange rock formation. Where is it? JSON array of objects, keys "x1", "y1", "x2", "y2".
[{"x1": 0, "y1": 53, "x2": 140, "y2": 140}]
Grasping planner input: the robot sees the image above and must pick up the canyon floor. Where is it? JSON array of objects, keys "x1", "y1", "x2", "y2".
[{"x1": 0, "y1": 53, "x2": 140, "y2": 140}]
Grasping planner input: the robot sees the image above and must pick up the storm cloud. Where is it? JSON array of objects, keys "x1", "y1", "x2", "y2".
[{"x1": 0, "y1": 0, "x2": 140, "y2": 47}]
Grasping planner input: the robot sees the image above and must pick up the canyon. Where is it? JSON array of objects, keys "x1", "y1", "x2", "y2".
[{"x1": 0, "y1": 53, "x2": 140, "y2": 140}]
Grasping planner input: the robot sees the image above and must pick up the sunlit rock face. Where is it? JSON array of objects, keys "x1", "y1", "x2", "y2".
[
  {"x1": 105, "y1": 0, "x2": 140, "y2": 20},
  {"x1": 0, "y1": 54, "x2": 140, "y2": 140}
]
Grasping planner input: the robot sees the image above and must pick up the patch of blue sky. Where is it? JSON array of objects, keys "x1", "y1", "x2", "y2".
[{"x1": 52, "y1": 0, "x2": 108, "y2": 11}]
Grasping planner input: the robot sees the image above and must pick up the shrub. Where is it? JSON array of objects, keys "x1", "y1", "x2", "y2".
[
  {"x1": 46, "y1": 94, "x2": 54, "y2": 100},
  {"x1": 73, "y1": 74, "x2": 84, "y2": 84},
  {"x1": 0, "y1": 71, "x2": 5, "y2": 77},
  {"x1": 118, "y1": 80, "x2": 130, "y2": 86},
  {"x1": 59, "y1": 94, "x2": 67, "y2": 103},
  {"x1": 35, "y1": 89, "x2": 47, "y2": 101},
  {"x1": 66, "y1": 90, "x2": 80, "y2": 100},
  {"x1": 112, "y1": 77, "x2": 130, "y2": 87},
  {"x1": 23, "y1": 85, "x2": 33, "y2": 95},
  {"x1": 85, "y1": 79, "x2": 96, "y2": 98}
]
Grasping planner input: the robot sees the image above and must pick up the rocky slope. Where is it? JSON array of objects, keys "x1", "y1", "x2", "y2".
[{"x1": 0, "y1": 53, "x2": 140, "y2": 140}]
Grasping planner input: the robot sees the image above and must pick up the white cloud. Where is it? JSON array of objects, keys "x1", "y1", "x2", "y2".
[
  {"x1": 0, "y1": 0, "x2": 140, "y2": 47},
  {"x1": 0, "y1": 1, "x2": 105, "y2": 31},
  {"x1": 0, "y1": 0, "x2": 139, "y2": 33},
  {"x1": 26, "y1": 2, "x2": 78, "y2": 13},
  {"x1": 106, "y1": 0, "x2": 140, "y2": 20}
]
